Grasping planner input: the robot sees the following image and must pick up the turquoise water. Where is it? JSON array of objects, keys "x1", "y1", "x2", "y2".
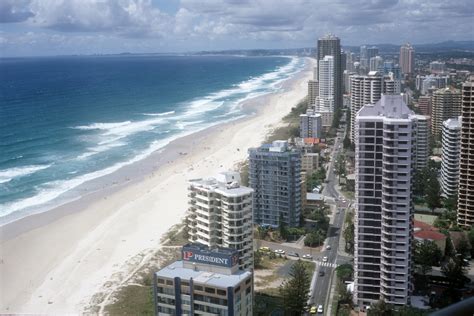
[{"x1": 0, "y1": 55, "x2": 305, "y2": 222}]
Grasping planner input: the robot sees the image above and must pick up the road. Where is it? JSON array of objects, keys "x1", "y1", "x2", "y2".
[{"x1": 254, "y1": 115, "x2": 353, "y2": 315}]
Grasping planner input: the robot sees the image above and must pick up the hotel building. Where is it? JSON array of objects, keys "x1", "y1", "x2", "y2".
[
  {"x1": 441, "y1": 117, "x2": 462, "y2": 198},
  {"x1": 399, "y1": 43, "x2": 415, "y2": 75},
  {"x1": 154, "y1": 244, "x2": 253, "y2": 316},
  {"x1": 249, "y1": 140, "x2": 302, "y2": 227},
  {"x1": 299, "y1": 110, "x2": 322, "y2": 138},
  {"x1": 317, "y1": 34, "x2": 342, "y2": 109},
  {"x1": 349, "y1": 72, "x2": 396, "y2": 142},
  {"x1": 457, "y1": 77, "x2": 474, "y2": 227},
  {"x1": 354, "y1": 95, "x2": 416, "y2": 308},
  {"x1": 431, "y1": 87, "x2": 462, "y2": 139},
  {"x1": 187, "y1": 172, "x2": 253, "y2": 270}
]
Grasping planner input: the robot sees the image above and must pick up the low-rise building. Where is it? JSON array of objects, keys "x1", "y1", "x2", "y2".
[
  {"x1": 301, "y1": 152, "x2": 319, "y2": 174},
  {"x1": 154, "y1": 244, "x2": 253, "y2": 316}
]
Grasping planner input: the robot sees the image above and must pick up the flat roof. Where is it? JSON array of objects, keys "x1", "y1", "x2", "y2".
[
  {"x1": 155, "y1": 261, "x2": 251, "y2": 288},
  {"x1": 307, "y1": 193, "x2": 324, "y2": 201}
]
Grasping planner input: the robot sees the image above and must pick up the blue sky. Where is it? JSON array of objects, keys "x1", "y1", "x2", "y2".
[{"x1": 0, "y1": 0, "x2": 473, "y2": 57}]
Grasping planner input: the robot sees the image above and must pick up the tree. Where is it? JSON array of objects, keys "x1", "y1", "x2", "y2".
[
  {"x1": 254, "y1": 250, "x2": 263, "y2": 268},
  {"x1": 279, "y1": 260, "x2": 311, "y2": 315},
  {"x1": 468, "y1": 227, "x2": 474, "y2": 257},
  {"x1": 336, "y1": 264, "x2": 353, "y2": 282},
  {"x1": 394, "y1": 306, "x2": 429, "y2": 316},
  {"x1": 414, "y1": 240, "x2": 443, "y2": 272},
  {"x1": 441, "y1": 257, "x2": 468, "y2": 304},
  {"x1": 367, "y1": 300, "x2": 393, "y2": 316},
  {"x1": 443, "y1": 194, "x2": 458, "y2": 212},
  {"x1": 343, "y1": 223, "x2": 355, "y2": 254},
  {"x1": 304, "y1": 230, "x2": 325, "y2": 247},
  {"x1": 279, "y1": 213, "x2": 288, "y2": 240},
  {"x1": 413, "y1": 169, "x2": 426, "y2": 198},
  {"x1": 425, "y1": 173, "x2": 441, "y2": 211}
]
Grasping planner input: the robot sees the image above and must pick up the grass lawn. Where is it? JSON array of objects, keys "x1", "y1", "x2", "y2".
[{"x1": 415, "y1": 213, "x2": 438, "y2": 225}]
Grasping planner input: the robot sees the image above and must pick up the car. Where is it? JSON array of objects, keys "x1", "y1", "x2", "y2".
[
  {"x1": 310, "y1": 306, "x2": 317, "y2": 314},
  {"x1": 274, "y1": 249, "x2": 285, "y2": 255},
  {"x1": 319, "y1": 270, "x2": 325, "y2": 276},
  {"x1": 287, "y1": 252, "x2": 299, "y2": 258},
  {"x1": 302, "y1": 254, "x2": 313, "y2": 260},
  {"x1": 317, "y1": 305, "x2": 323, "y2": 313},
  {"x1": 259, "y1": 246, "x2": 270, "y2": 253},
  {"x1": 326, "y1": 245, "x2": 331, "y2": 250},
  {"x1": 322, "y1": 256, "x2": 328, "y2": 262}
]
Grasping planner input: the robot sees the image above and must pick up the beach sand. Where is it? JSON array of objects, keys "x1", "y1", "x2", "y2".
[{"x1": 0, "y1": 57, "x2": 315, "y2": 314}]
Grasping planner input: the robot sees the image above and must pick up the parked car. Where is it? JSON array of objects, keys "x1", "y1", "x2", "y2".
[
  {"x1": 274, "y1": 249, "x2": 285, "y2": 255},
  {"x1": 302, "y1": 254, "x2": 313, "y2": 260},
  {"x1": 310, "y1": 306, "x2": 317, "y2": 314},
  {"x1": 326, "y1": 245, "x2": 331, "y2": 250},
  {"x1": 259, "y1": 246, "x2": 270, "y2": 253},
  {"x1": 317, "y1": 305, "x2": 323, "y2": 313},
  {"x1": 287, "y1": 252, "x2": 299, "y2": 258}
]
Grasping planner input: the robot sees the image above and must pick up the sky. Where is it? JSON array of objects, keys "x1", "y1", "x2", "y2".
[{"x1": 0, "y1": 0, "x2": 473, "y2": 57}]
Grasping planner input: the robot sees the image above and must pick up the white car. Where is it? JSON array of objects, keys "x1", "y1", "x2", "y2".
[
  {"x1": 302, "y1": 254, "x2": 313, "y2": 260},
  {"x1": 317, "y1": 305, "x2": 323, "y2": 313},
  {"x1": 322, "y1": 256, "x2": 328, "y2": 262},
  {"x1": 274, "y1": 249, "x2": 285, "y2": 255},
  {"x1": 326, "y1": 245, "x2": 331, "y2": 250}
]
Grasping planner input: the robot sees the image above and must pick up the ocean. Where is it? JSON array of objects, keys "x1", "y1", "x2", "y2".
[{"x1": 0, "y1": 54, "x2": 305, "y2": 224}]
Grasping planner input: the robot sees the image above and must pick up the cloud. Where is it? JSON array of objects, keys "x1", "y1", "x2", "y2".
[
  {"x1": 0, "y1": 0, "x2": 473, "y2": 56},
  {"x1": 0, "y1": 0, "x2": 34, "y2": 23}
]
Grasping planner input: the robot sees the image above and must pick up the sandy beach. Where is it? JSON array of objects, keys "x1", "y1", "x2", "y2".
[{"x1": 0, "y1": 57, "x2": 315, "y2": 314}]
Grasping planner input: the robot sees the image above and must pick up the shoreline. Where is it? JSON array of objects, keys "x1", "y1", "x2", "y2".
[
  {"x1": 0, "y1": 57, "x2": 315, "y2": 314},
  {"x1": 0, "y1": 58, "x2": 304, "y2": 239}
]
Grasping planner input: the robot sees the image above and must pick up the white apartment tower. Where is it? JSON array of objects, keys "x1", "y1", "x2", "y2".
[
  {"x1": 316, "y1": 55, "x2": 335, "y2": 112},
  {"x1": 354, "y1": 95, "x2": 415, "y2": 308},
  {"x1": 441, "y1": 117, "x2": 462, "y2": 198},
  {"x1": 349, "y1": 72, "x2": 396, "y2": 142},
  {"x1": 399, "y1": 43, "x2": 415, "y2": 75},
  {"x1": 187, "y1": 171, "x2": 254, "y2": 270}
]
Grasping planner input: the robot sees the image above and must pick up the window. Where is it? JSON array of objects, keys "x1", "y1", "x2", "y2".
[
  {"x1": 194, "y1": 285, "x2": 203, "y2": 291},
  {"x1": 234, "y1": 286, "x2": 241, "y2": 293},
  {"x1": 166, "y1": 280, "x2": 173, "y2": 286},
  {"x1": 157, "y1": 278, "x2": 165, "y2": 284},
  {"x1": 217, "y1": 289, "x2": 226, "y2": 296},
  {"x1": 205, "y1": 287, "x2": 215, "y2": 294}
]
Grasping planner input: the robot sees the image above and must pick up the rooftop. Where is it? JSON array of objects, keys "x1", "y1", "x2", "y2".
[
  {"x1": 155, "y1": 260, "x2": 251, "y2": 288},
  {"x1": 443, "y1": 116, "x2": 462, "y2": 129},
  {"x1": 189, "y1": 171, "x2": 253, "y2": 197},
  {"x1": 357, "y1": 94, "x2": 414, "y2": 120}
]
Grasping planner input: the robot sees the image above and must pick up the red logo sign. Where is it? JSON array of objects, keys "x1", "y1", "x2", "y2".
[{"x1": 183, "y1": 251, "x2": 193, "y2": 260}]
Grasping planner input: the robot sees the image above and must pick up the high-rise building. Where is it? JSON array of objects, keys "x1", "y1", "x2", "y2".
[
  {"x1": 249, "y1": 140, "x2": 301, "y2": 227},
  {"x1": 367, "y1": 46, "x2": 379, "y2": 62},
  {"x1": 187, "y1": 171, "x2": 253, "y2": 270},
  {"x1": 360, "y1": 45, "x2": 368, "y2": 69},
  {"x1": 317, "y1": 34, "x2": 342, "y2": 110},
  {"x1": 354, "y1": 95, "x2": 416, "y2": 308},
  {"x1": 300, "y1": 109, "x2": 322, "y2": 138},
  {"x1": 431, "y1": 87, "x2": 462, "y2": 139},
  {"x1": 349, "y1": 72, "x2": 396, "y2": 142},
  {"x1": 417, "y1": 96, "x2": 432, "y2": 116},
  {"x1": 457, "y1": 77, "x2": 474, "y2": 227},
  {"x1": 441, "y1": 117, "x2": 462, "y2": 198},
  {"x1": 414, "y1": 115, "x2": 430, "y2": 171},
  {"x1": 420, "y1": 75, "x2": 449, "y2": 95},
  {"x1": 154, "y1": 244, "x2": 253, "y2": 316},
  {"x1": 316, "y1": 55, "x2": 335, "y2": 112},
  {"x1": 370, "y1": 56, "x2": 384, "y2": 72},
  {"x1": 399, "y1": 43, "x2": 415, "y2": 75},
  {"x1": 308, "y1": 79, "x2": 319, "y2": 105},
  {"x1": 430, "y1": 61, "x2": 446, "y2": 74}
]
